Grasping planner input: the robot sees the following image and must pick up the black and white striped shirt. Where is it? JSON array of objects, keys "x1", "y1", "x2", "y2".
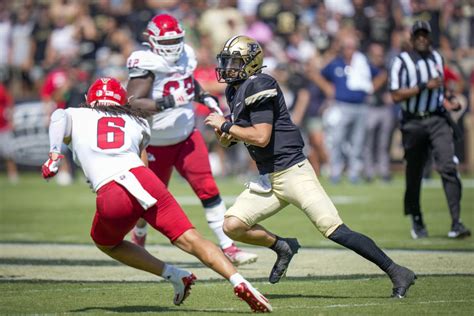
[{"x1": 389, "y1": 50, "x2": 444, "y2": 114}]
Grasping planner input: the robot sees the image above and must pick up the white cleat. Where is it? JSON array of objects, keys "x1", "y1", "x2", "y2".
[
  {"x1": 234, "y1": 282, "x2": 272, "y2": 313},
  {"x1": 170, "y1": 271, "x2": 197, "y2": 306},
  {"x1": 223, "y1": 244, "x2": 258, "y2": 266}
]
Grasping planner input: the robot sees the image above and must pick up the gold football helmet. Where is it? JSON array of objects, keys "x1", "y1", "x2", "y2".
[{"x1": 216, "y1": 35, "x2": 264, "y2": 84}]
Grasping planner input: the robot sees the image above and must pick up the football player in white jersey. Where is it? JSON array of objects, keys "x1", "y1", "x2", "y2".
[
  {"x1": 41, "y1": 77, "x2": 272, "y2": 312},
  {"x1": 126, "y1": 13, "x2": 257, "y2": 266}
]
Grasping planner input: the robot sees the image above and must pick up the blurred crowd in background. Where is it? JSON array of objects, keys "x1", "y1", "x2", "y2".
[{"x1": 0, "y1": 0, "x2": 473, "y2": 185}]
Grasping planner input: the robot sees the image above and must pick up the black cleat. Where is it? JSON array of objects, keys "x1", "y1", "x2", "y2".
[
  {"x1": 447, "y1": 222, "x2": 471, "y2": 239},
  {"x1": 269, "y1": 237, "x2": 300, "y2": 284},
  {"x1": 388, "y1": 264, "x2": 417, "y2": 298},
  {"x1": 410, "y1": 222, "x2": 428, "y2": 239}
]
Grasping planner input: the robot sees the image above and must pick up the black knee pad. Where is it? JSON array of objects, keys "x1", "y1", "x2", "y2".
[{"x1": 201, "y1": 195, "x2": 221, "y2": 208}]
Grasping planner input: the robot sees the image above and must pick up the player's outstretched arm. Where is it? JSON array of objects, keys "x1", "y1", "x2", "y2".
[
  {"x1": 194, "y1": 79, "x2": 223, "y2": 115},
  {"x1": 42, "y1": 109, "x2": 71, "y2": 179}
]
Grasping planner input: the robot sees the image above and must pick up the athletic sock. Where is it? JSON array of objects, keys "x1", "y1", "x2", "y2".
[
  {"x1": 269, "y1": 236, "x2": 283, "y2": 251},
  {"x1": 328, "y1": 224, "x2": 393, "y2": 272},
  {"x1": 162, "y1": 263, "x2": 179, "y2": 281},
  {"x1": 133, "y1": 225, "x2": 147, "y2": 237},
  {"x1": 412, "y1": 214, "x2": 424, "y2": 226},
  {"x1": 204, "y1": 198, "x2": 233, "y2": 249},
  {"x1": 229, "y1": 273, "x2": 247, "y2": 287}
]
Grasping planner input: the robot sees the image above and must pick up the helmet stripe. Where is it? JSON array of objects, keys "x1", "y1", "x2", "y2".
[{"x1": 224, "y1": 35, "x2": 241, "y2": 50}]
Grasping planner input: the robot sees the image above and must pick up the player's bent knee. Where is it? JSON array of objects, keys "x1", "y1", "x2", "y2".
[
  {"x1": 173, "y1": 228, "x2": 203, "y2": 251},
  {"x1": 316, "y1": 216, "x2": 344, "y2": 238},
  {"x1": 94, "y1": 243, "x2": 117, "y2": 254},
  {"x1": 223, "y1": 216, "x2": 247, "y2": 239}
]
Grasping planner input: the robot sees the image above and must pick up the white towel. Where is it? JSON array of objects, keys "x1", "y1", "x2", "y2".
[
  {"x1": 346, "y1": 51, "x2": 373, "y2": 94},
  {"x1": 114, "y1": 171, "x2": 157, "y2": 210},
  {"x1": 246, "y1": 174, "x2": 272, "y2": 194}
]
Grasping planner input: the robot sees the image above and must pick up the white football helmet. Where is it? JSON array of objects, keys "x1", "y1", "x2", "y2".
[{"x1": 145, "y1": 14, "x2": 185, "y2": 63}]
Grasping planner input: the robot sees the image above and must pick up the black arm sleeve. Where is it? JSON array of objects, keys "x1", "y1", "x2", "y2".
[{"x1": 193, "y1": 78, "x2": 218, "y2": 104}]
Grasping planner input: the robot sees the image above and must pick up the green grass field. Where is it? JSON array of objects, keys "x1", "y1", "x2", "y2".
[{"x1": 1, "y1": 172, "x2": 473, "y2": 315}]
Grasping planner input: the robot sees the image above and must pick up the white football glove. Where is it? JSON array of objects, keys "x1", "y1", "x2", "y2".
[
  {"x1": 203, "y1": 95, "x2": 223, "y2": 116},
  {"x1": 42, "y1": 153, "x2": 64, "y2": 179}
]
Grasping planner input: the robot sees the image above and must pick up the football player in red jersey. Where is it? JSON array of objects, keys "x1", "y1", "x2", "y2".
[
  {"x1": 126, "y1": 13, "x2": 258, "y2": 266},
  {"x1": 41, "y1": 77, "x2": 272, "y2": 312}
]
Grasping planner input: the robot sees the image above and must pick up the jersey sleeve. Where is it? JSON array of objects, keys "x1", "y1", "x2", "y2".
[
  {"x1": 243, "y1": 75, "x2": 278, "y2": 107},
  {"x1": 127, "y1": 51, "x2": 154, "y2": 78},
  {"x1": 244, "y1": 76, "x2": 276, "y2": 124},
  {"x1": 48, "y1": 108, "x2": 72, "y2": 153},
  {"x1": 388, "y1": 56, "x2": 404, "y2": 91}
]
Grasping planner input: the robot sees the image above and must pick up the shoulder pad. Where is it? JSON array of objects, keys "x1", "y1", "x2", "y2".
[
  {"x1": 127, "y1": 50, "x2": 171, "y2": 77},
  {"x1": 243, "y1": 74, "x2": 278, "y2": 107},
  {"x1": 180, "y1": 44, "x2": 197, "y2": 72}
]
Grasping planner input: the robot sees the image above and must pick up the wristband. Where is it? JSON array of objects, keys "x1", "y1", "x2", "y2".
[
  {"x1": 220, "y1": 121, "x2": 234, "y2": 134},
  {"x1": 155, "y1": 95, "x2": 175, "y2": 111},
  {"x1": 417, "y1": 82, "x2": 427, "y2": 92}
]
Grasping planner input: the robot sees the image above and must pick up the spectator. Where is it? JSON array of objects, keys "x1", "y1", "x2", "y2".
[
  {"x1": 0, "y1": 82, "x2": 18, "y2": 183},
  {"x1": 44, "y1": 11, "x2": 80, "y2": 69},
  {"x1": 29, "y1": 5, "x2": 53, "y2": 91},
  {"x1": 294, "y1": 59, "x2": 329, "y2": 176},
  {"x1": 9, "y1": 7, "x2": 34, "y2": 98},
  {"x1": 199, "y1": 0, "x2": 246, "y2": 54},
  {"x1": 367, "y1": 0, "x2": 396, "y2": 50},
  {"x1": 0, "y1": 3, "x2": 11, "y2": 80},
  {"x1": 363, "y1": 43, "x2": 393, "y2": 182},
  {"x1": 313, "y1": 31, "x2": 384, "y2": 183}
]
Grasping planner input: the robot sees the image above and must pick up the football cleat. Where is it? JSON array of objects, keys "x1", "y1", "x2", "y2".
[
  {"x1": 269, "y1": 237, "x2": 300, "y2": 284},
  {"x1": 447, "y1": 222, "x2": 471, "y2": 239},
  {"x1": 131, "y1": 230, "x2": 147, "y2": 247},
  {"x1": 171, "y1": 272, "x2": 197, "y2": 306},
  {"x1": 389, "y1": 264, "x2": 417, "y2": 298},
  {"x1": 410, "y1": 222, "x2": 428, "y2": 239},
  {"x1": 234, "y1": 282, "x2": 272, "y2": 313},
  {"x1": 223, "y1": 244, "x2": 258, "y2": 266}
]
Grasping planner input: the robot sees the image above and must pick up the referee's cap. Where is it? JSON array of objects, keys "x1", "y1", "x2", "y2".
[{"x1": 411, "y1": 20, "x2": 432, "y2": 35}]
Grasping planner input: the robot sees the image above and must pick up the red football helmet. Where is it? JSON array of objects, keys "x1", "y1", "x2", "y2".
[
  {"x1": 86, "y1": 77, "x2": 127, "y2": 107},
  {"x1": 146, "y1": 14, "x2": 185, "y2": 63}
]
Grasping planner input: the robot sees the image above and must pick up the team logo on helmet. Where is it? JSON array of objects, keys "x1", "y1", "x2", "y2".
[
  {"x1": 86, "y1": 77, "x2": 127, "y2": 107},
  {"x1": 216, "y1": 35, "x2": 264, "y2": 84},
  {"x1": 146, "y1": 14, "x2": 185, "y2": 63}
]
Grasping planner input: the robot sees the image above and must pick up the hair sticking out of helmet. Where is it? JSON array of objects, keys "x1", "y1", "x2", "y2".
[
  {"x1": 86, "y1": 77, "x2": 127, "y2": 107},
  {"x1": 216, "y1": 35, "x2": 264, "y2": 84},
  {"x1": 146, "y1": 14, "x2": 185, "y2": 63}
]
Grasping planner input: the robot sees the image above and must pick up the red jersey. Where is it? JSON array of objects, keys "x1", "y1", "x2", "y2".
[
  {"x1": 0, "y1": 84, "x2": 13, "y2": 131},
  {"x1": 41, "y1": 69, "x2": 68, "y2": 109}
]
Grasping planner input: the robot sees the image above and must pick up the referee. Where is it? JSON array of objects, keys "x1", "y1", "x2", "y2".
[{"x1": 389, "y1": 21, "x2": 471, "y2": 239}]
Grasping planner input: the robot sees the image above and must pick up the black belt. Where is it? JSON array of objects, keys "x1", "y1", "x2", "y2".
[{"x1": 403, "y1": 111, "x2": 440, "y2": 120}]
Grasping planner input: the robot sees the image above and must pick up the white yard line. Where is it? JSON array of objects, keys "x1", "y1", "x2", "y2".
[
  {"x1": 0, "y1": 243, "x2": 473, "y2": 282},
  {"x1": 279, "y1": 299, "x2": 474, "y2": 310}
]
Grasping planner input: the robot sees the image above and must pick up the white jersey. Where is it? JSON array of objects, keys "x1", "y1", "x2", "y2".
[
  {"x1": 127, "y1": 45, "x2": 197, "y2": 146},
  {"x1": 65, "y1": 108, "x2": 150, "y2": 191}
]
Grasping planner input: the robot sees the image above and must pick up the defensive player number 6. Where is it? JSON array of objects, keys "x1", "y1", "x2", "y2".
[{"x1": 97, "y1": 117, "x2": 126, "y2": 149}]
